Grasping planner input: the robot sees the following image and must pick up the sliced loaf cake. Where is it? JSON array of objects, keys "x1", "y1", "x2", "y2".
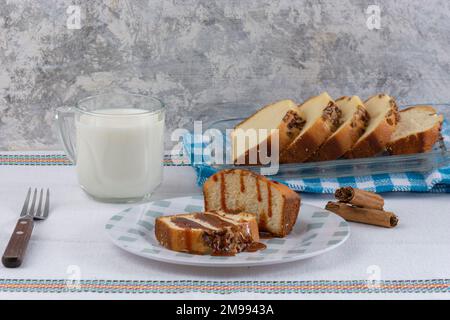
[
  {"x1": 387, "y1": 106, "x2": 443, "y2": 155},
  {"x1": 203, "y1": 169, "x2": 301, "y2": 237},
  {"x1": 345, "y1": 94, "x2": 399, "y2": 158},
  {"x1": 280, "y1": 92, "x2": 342, "y2": 163},
  {"x1": 308, "y1": 96, "x2": 370, "y2": 162},
  {"x1": 155, "y1": 211, "x2": 260, "y2": 255},
  {"x1": 231, "y1": 99, "x2": 302, "y2": 165}
]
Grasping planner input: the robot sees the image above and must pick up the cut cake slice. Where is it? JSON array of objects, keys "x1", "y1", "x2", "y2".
[
  {"x1": 155, "y1": 211, "x2": 260, "y2": 255},
  {"x1": 203, "y1": 169, "x2": 301, "y2": 237},
  {"x1": 386, "y1": 106, "x2": 443, "y2": 155},
  {"x1": 231, "y1": 99, "x2": 302, "y2": 165},
  {"x1": 280, "y1": 92, "x2": 342, "y2": 163},
  {"x1": 308, "y1": 96, "x2": 370, "y2": 162},
  {"x1": 345, "y1": 94, "x2": 399, "y2": 158}
]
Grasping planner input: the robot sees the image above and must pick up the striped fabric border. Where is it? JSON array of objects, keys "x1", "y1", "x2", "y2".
[
  {"x1": 0, "y1": 154, "x2": 72, "y2": 166},
  {"x1": 0, "y1": 279, "x2": 449, "y2": 294},
  {"x1": 0, "y1": 153, "x2": 190, "y2": 167}
]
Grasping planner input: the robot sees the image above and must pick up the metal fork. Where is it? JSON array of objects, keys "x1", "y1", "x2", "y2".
[{"x1": 2, "y1": 188, "x2": 50, "y2": 268}]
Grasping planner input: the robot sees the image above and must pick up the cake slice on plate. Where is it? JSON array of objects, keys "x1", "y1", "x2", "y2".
[
  {"x1": 203, "y1": 169, "x2": 301, "y2": 237},
  {"x1": 280, "y1": 92, "x2": 342, "y2": 163},
  {"x1": 345, "y1": 94, "x2": 399, "y2": 158},
  {"x1": 308, "y1": 96, "x2": 370, "y2": 162},
  {"x1": 155, "y1": 211, "x2": 260, "y2": 255},
  {"x1": 386, "y1": 106, "x2": 443, "y2": 155},
  {"x1": 231, "y1": 99, "x2": 302, "y2": 165}
]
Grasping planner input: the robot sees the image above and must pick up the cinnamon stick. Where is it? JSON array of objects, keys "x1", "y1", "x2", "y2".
[
  {"x1": 335, "y1": 186, "x2": 384, "y2": 210},
  {"x1": 326, "y1": 201, "x2": 398, "y2": 228}
]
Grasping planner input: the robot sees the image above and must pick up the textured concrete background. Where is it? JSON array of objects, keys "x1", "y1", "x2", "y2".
[{"x1": 1, "y1": 0, "x2": 450, "y2": 150}]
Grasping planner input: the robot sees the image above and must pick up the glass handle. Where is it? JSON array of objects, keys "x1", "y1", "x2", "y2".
[{"x1": 55, "y1": 107, "x2": 77, "y2": 164}]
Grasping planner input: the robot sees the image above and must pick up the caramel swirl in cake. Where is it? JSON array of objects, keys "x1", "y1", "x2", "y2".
[
  {"x1": 240, "y1": 171, "x2": 245, "y2": 193},
  {"x1": 194, "y1": 212, "x2": 235, "y2": 228},
  {"x1": 220, "y1": 172, "x2": 227, "y2": 211},
  {"x1": 267, "y1": 181, "x2": 272, "y2": 217},
  {"x1": 256, "y1": 179, "x2": 262, "y2": 202},
  {"x1": 171, "y1": 217, "x2": 213, "y2": 230}
]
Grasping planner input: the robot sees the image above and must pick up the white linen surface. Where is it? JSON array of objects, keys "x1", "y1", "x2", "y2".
[{"x1": 0, "y1": 157, "x2": 450, "y2": 299}]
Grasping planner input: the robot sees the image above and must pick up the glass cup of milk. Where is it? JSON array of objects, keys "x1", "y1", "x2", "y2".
[{"x1": 56, "y1": 93, "x2": 165, "y2": 203}]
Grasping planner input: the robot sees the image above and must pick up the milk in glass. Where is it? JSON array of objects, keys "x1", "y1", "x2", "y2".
[{"x1": 75, "y1": 109, "x2": 164, "y2": 200}]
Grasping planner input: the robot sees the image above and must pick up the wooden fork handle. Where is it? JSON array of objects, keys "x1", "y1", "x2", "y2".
[{"x1": 2, "y1": 217, "x2": 34, "y2": 268}]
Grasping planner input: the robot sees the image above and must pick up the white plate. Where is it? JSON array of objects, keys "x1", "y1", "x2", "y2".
[{"x1": 105, "y1": 196, "x2": 350, "y2": 267}]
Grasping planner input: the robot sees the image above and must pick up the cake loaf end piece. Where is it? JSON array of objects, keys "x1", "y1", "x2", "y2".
[{"x1": 203, "y1": 169, "x2": 301, "y2": 237}]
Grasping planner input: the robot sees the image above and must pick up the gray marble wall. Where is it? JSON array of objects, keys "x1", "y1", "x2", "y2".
[{"x1": 1, "y1": 0, "x2": 450, "y2": 150}]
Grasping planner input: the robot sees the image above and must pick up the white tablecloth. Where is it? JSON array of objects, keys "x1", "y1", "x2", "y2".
[{"x1": 0, "y1": 152, "x2": 450, "y2": 299}]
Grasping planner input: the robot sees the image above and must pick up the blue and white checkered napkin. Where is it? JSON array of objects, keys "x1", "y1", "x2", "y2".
[{"x1": 182, "y1": 122, "x2": 450, "y2": 194}]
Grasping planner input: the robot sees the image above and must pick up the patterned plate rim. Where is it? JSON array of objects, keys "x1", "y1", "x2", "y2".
[{"x1": 105, "y1": 197, "x2": 351, "y2": 267}]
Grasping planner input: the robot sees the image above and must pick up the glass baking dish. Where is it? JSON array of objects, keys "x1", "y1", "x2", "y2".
[{"x1": 205, "y1": 104, "x2": 450, "y2": 179}]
